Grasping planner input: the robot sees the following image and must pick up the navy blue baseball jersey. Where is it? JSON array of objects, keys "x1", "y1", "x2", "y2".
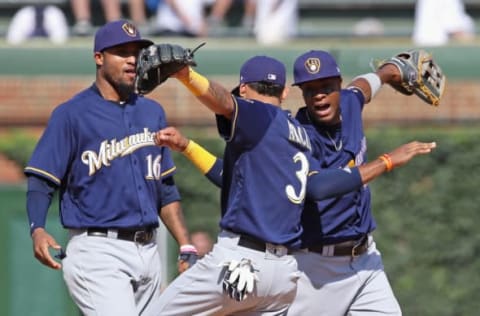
[
  {"x1": 216, "y1": 97, "x2": 313, "y2": 249},
  {"x1": 297, "y1": 88, "x2": 376, "y2": 245},
  {"x1": 24, "y1": 84, "x2": 177, "y2": 229}
]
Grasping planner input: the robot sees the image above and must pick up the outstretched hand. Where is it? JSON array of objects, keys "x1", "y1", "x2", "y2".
[
  {"x1": 387, "y1": 141, "x2": 436, "y2": 169},
  {"x1": 357, "y1": 140, "x2": 437, "y2": 184}
]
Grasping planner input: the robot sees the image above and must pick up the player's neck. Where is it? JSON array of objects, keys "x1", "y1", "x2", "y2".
[
  {"x1": 245, "y1": 91, "x2": 282, "y2": 107},
  {"x1": 95, "y1": 79, "x2": 129, "y2": 103}
]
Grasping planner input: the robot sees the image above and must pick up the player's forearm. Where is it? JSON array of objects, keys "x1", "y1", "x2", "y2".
[
  {"x1": 178, "y1": 68, "x2": 235, "y2": 119},
  {"x1": 160, "y1": 201, "x2": 191, "y2": 246},
  {"x1": 349, "y1": 73, "x2": 381, "y2": 103},
  {"x1": 357, "y1": 157, "x2": 390, "y2": 184},
  {"x1": 26, "y1": 176, "x2": 55, "y2": 235}
]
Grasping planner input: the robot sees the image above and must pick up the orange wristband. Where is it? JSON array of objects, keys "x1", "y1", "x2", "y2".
[{"x1": 379, "y1": 153, "x2": 393, "y2": 172}]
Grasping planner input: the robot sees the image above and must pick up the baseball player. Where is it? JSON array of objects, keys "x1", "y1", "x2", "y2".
[
  {"x1": 138, "y1": 51, "x2": 435, "y2": 315},
  {"x1": 288, "y1": 50, "x2": 426, "y2": 315},
  {"x1": 24, "y1": 20, "x2": 197, "y2": 316}
]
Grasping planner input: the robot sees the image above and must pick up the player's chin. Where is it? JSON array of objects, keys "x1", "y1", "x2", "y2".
[
  {"x1": 117, "y1": 81, "x2": 136, "y2": 96},
  {"x1": 311, "y1": 104, "x2": 332, "y2": 119}
]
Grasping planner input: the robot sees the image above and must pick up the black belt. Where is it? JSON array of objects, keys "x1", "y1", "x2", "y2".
[
  {"x1": 87, "y1": 227, "x2": 155, "y2": 244},
  {"x1": 237, "y1": 234, "x2": 293, "y2": 255},
  {"x1": 308, "y1": 235, "x2": 369, "y2": 257}
]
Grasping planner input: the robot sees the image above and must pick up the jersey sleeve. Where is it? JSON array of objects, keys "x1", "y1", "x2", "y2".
[
  {"x1": 24, "y1": 107, "x2": 73, "y2": 185},
  {"x1": 343, "y1": 87, "x2": 366, "y2": 111},
  {"x1": 26, "y1": 175, "x2": 56, "y2": 234},
  {"x1": 204, "y1": 159, "x2": 223, "y2": 187},
  {"x1": 216, "y1": 97, "x2": 276, "y2": 149},
  {"x1": 159, "y1": 145, "x2": 177, "y2": 178},
  {"x1": 160, "y1": 176, "x2": 181, "y2": 206},
  {"x1": 307, "y1": 167, "x2": 362, "y2": 201}
]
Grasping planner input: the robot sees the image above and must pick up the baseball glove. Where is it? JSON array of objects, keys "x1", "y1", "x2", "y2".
[
  {"x1": 221, "y1": 258, "x2": 258, "y2": 301},
  {"x1": 373, "y1": 49, "x2": 446, "y2": 106},
  {"x1": 135, "y1": 42, "x2": 206, "y2": 95}
]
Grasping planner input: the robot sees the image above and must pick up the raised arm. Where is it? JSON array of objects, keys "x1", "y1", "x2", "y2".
[
  {"x1": 307, "y1": 140, "x2": 437, "y2": 200},
  {"x1": 135, "y1": 43, "x2": 235, "y2": 118},
  {"x1": 174, "y1": 66, "x2": 235, "y2": 119},
  {"x1": 347, "y1": 63, "x2": 400, "y2": 103}
]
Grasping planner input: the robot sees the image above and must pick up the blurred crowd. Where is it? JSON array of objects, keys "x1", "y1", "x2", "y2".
[
  {"x1": 6, "y1": 0, "x2": 299, "y2": 46},
  {"x1": 4, "y1": 0, "x2": 476, "y2": 47}
]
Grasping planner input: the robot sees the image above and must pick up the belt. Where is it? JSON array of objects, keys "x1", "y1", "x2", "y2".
[
  {"x1": 86, "y1": 227, "x2": 155, "y2": 244},
  {"x1": 308, "y1": 235, "x2": 369, "y2": 257},
  {"x1": 237, "y1": 234, "x2": 293, "y2": 255}
]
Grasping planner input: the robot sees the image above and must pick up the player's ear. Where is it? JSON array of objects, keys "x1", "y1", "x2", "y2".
[
  {"x1": 239, "y1": 83, "x2": 248, "y2": 98},
  {"x1": 281, "y1": 86, "x2": 289, "y2": 102},
  {"x1": 94, "y1": 52, "x2": 104, "y2": 66}
]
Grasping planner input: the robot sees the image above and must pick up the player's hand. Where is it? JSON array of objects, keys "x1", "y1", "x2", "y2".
[
  {"x1": 387, "y1": 141, "x2": 437, "y2": 169},
  {"x1": 170, "y1": 65, "x2": 191, "y2": 81},
  {"x1": 375, "y1": 63, "x2": 402, "y2": 86},
  {"x1": 154, "y1": 127, "x2": 189, "y2": 152},
  {"x1": 372, "y1": 49, "x2": 446, "y2": 106},
  {"x1": 31, "y1": 228, "x2": 63, "y2": 270}
]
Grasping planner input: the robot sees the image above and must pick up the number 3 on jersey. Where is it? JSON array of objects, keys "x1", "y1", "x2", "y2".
[{"x1": 285, "y1": 152, "x2": 308, "y2": 204}]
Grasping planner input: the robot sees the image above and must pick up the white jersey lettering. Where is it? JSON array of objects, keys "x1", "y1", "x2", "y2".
[{"x1": 81, "y1": 128, "x2": 155, "y2": 176}]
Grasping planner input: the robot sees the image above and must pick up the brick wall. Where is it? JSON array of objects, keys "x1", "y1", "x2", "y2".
[
  {"x1": 0, "y1": 76, "x2": 478, "y2": 183},
  {"x1": 1, "y1": 76, "x2": 478, "y2": 127}
]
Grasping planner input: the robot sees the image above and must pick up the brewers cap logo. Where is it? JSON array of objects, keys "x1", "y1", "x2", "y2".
[
  {"x1": 305, "y1": 58, "x2": 321, "y2": 74},
  {"x1": 122, "y1": 22, "x2": 137, "y2": 37}
]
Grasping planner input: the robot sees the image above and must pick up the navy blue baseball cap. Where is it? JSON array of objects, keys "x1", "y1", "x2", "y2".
[
  {"x1": 292, "y1": 50, "x2": 341, "y2": 86},
  {"x1": 94, "y1": 20, "x2": 153, "y2": 52},
  {"x1": 239, "y1": 56, "x2": 286, "y2": 86}
]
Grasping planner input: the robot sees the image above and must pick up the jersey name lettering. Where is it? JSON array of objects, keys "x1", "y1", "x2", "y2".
[
  {"x1": 287, "y1": 120, "x2": 312, "y2": 151},
  {"x1": 355, "y1": 136, "x2": 367, "y2": 166},
  {"x1": 81, "y1": 128, "x2": 155, "y2": 175}
]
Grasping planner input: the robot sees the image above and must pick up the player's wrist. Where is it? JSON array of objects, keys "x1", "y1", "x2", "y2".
[
  {"x1": 378, "y1": 153, "x2": 394, "y2": 172},
  {"x1": 376, "y1": 63, "x2": 400, "y2": 83},
  {"x1": 31, "y1": 226, "x2": 46, "y2": 237},
  {"x1": 178, "y1": 244, "x2": 198, "y2": 269},
  {"x1": 182, "y1": 140, "x2": 218, "y2": 175},
  {"x1": 178, "y1": 68, "x2": 209, "y2": 96},
  {"x1": 353, "y1": 73, "x2": 382, "y2": 98},
  {"x1": 179, "y1": 244, "x2": 198, "y2": 254}
]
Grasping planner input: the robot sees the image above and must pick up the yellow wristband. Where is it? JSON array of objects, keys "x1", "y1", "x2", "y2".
[
  {"x1": 378, "y1": 153, "x2": 393, "y2": 172},
  {"x1": 178, "y1": 68, "x2": 210, "y2": 96},
  {"x1": 182, "y1": 140, "x2": 217, "y2": 174}
]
